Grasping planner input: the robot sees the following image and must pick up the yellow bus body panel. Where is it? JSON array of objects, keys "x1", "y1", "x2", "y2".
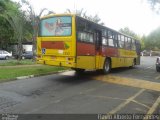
[
  {"x1": 76, "y1": 56, "x2": 95, "y2": 69},
  {"x1": 37, "y1": 15, "x2": 76, "y2": 68}
]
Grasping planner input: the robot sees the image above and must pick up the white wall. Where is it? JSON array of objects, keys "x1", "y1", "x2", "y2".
[{"x1": 23, "y1": 45, "x2": 32, "y2": 51}]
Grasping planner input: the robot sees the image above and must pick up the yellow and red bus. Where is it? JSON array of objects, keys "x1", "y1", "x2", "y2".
[{"x1": 36, "y1": 14, "x2": 141, "y2": 73}]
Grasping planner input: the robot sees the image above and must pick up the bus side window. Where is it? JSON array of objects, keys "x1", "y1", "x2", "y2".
[
  {"x1": 125, "y1": 37, "x2": 129, "y2": 49},
  {"x1": 118, "y1": 34, "x2": 121, "y2": 48},
  {"x1": 102, "y1": 29, "x2": 108, "y2": 46},
  {"x1": 113, "y1": 33, "x2": 118, "y2": 47},
  {"x1": 102, "y1": 29, "x2": 107, "y2": 36},
  {"x1": 108, "y1": 30, "x2": 114, "y2": 47},
  {"x1": 120, "y1": 35, "x2": 125, "y2": 48},
  {"x1": 77, "y1": 31, "x2": 94, "y2": 43},
  {"x1": 87, "y1": 32, "x2": 94, "y2": 43},
  {"x1": 102, "y1": 37, "x2": 108, "y2": 46},
  {"x1": 128, "y1": 38, "x2": 131, "y2": 49},
  {"x1": 131, "y1": 39, "x2": 136, "y2": 50}
]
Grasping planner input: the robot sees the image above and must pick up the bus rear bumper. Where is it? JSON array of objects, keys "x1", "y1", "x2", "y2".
[{"x1": 37, "y1": 59, "x2": 75, "y2": 68}]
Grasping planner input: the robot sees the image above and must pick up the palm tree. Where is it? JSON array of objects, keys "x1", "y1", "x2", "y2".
[
  {"x1": 1, "y1": 11, "x2": 29, "y2": 60},
  {"x1": 21, "y1": 0, "x2": 55, "y2": 60}
]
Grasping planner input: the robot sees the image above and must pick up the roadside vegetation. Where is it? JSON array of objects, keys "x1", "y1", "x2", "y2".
[
  {"x1": 0, "y1": 59, "x2": 68, "y2": 82},
  {"x1": 0, "y1": 59, "x2": 35, "y2": 66},
  {"x1": 0, "y1": 65, "x2": 67, "y2": 82}
]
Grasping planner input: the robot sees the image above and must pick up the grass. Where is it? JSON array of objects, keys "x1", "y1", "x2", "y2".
[
  {"x1": 0, "y1": 59, "x2": 35, "y2": 66},
  {"x1": 0, "y1": 65, "x2": 68, "y2": 82}
]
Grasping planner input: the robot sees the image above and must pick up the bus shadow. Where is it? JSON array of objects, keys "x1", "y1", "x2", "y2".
[
  {"x1": 110, "y1": 67, "x2": 137, "y2": 74},
  {"x1": 55, "y1": 67, "x2": 137, "y2": 84},
  {"x1": 55, "y1": 72, "x2": 93, "y2": 84}
]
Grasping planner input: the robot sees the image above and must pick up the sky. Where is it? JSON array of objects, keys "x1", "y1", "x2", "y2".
[{"x1": 12, "y1": 0, "x2": 160, "y2": 36}]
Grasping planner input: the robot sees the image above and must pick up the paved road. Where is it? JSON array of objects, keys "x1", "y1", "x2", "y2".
[{"x1": 0, "y1": 56, "x2": 159, "y2": 116}]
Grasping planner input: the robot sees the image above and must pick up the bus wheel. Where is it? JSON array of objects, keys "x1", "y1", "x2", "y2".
[{"x1": 103, "y1": 58, "x2": 111, "y2": 74}]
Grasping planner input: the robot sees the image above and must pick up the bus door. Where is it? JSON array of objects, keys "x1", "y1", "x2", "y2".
[
  {"x1": 76, "y1": 31, "x2": 96, "y2": 70},
  {"x1": 95, "y1": 30, "x2": 102, "y2": 69}
]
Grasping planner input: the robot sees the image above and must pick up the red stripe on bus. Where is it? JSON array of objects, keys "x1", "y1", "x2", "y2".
[
  {"x1": 102, "y1": 47, "x2": 118, "y2": 57},
  {"x1": 41, "y1": 41, "x2": 65, "y2": 49},
  {"x1": 77, "y1": 42, "x2": 95, "y2": 56}
]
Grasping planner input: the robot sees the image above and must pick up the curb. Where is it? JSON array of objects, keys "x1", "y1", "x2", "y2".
[
  {"x1": 16, "y1": 70, "x2": 70, "y2": 80},
  {"x1": 16, "y1": 75, "x2": 34, "y2": 80}
]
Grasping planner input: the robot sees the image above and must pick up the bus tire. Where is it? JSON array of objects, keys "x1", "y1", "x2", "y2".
[{"x1": 103, "y1": 58, "x2": 111, "y2": 74}]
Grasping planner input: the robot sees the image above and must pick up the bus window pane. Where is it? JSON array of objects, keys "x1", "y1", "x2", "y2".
[
  {"x1": 127, "y1": 38, "x2": 131, "y2": 49},
  {"x1": 108, "y1": 39, "x2": 114, "y2": 47},
  {"x1": 121, "y1": 36, "x2": 124, "y2": 41},
  {"x1": 102, "y1": 37, "x2": 107, "y2": 45},
  {"x1": 108, "y1": 31, "x2": 112, "y2": 38},
  {"x1": 89, "y1": 34, "x2": 94, "y2": 42},
  {"x1": 131, "y1": 39, "x2": 136, "y2": 50},
  {"x1": 120, "y1": 35, "x2": 125, "y2": 48},
  {"x1": 118, "y1": 35, "x2": 121, "y2": 41},
  {"x1": 113, "y1": 33, "x2": 118, "y2": 47},
  {"x1": 81, "y1": 32, "x2": 85, "y2": 40},
  {"x1": 40, "y1": 16, "x2": 72, "y2": 36},
  {"x1": 78, "y1": 32, "x2": 93, "y2": 43},
  {"x1": 125, "y1": 37, "x2": 129, "y2": 49}
]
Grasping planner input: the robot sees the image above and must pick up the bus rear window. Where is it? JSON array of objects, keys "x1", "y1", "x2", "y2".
[{"x1": 40, "y1": 16, "x2": 72, "y2": 36}]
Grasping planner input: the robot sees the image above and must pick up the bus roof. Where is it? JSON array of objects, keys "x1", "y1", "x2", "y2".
[{"x1": 40, "y1": 13, "x2": 139, "y2": 41}]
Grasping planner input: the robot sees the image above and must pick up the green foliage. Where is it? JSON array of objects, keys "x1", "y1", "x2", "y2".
[
  {"x1": 144, "y1": 27, "x2": 160, "y2": 50},
  {"x1": 21, "y1": 0, "x2": 53, "y2": 60},
  {"x1": 0, "y1": 65, "x2": 67, "y2": 81},
  {"x1": 148, "y1": 0, "x2": 160, "y2": 13},
  {"x1": 119, "y1": 27, "x2": 148, "y2": 50},
  {"x1": 0, "y1": 0, "x2": 32, "y2": 60},
  {"x1": 140, "y1": 35, "x2": 146, "y2": 51},
  {"x1": 0, "y1": 0, "x2": 20, "y2": 49},
  {"x1": 119, "y1": 27, "x2": 139, "y2": 39},
  {"x1": 0, "y1": 59, "x2": 35, "y2": 66}
]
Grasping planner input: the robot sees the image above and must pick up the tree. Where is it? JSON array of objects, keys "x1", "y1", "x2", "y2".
[
  {"x1": 21, "y1": 0, "x2": 54, "y2": 60},
  {"x1": 144, "y1": 27, "x2": 160, "y2": 50},
  {"x1": 148, "y1": 0, "x2": 160, "y2": 13},
  {"x1": 119, "y1": 27, "x2": 147, "y2": 50},
  {"x1": 119, "y1": 27, "x2": 139, "y2": 39},
  {"x1": 140, "y1": 35, "x2": 146, "y2": 51},
  {"x1": 0, "y1": 0, "x2": 20, "y2": 50},
  {"x1": 1, "y1": 10, "x2": 31, "y2": 60}
]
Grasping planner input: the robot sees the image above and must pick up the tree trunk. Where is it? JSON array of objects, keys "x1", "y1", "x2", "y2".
[
  {"x1": 17, "y1": 38, "x2": 22, "y2": 61},
  {"x1": 32, "y1": 34, "x2": 36, "y2": 61},
  {"x1": 32, "y1": 19, "x2": 38, "y2": 61}
]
